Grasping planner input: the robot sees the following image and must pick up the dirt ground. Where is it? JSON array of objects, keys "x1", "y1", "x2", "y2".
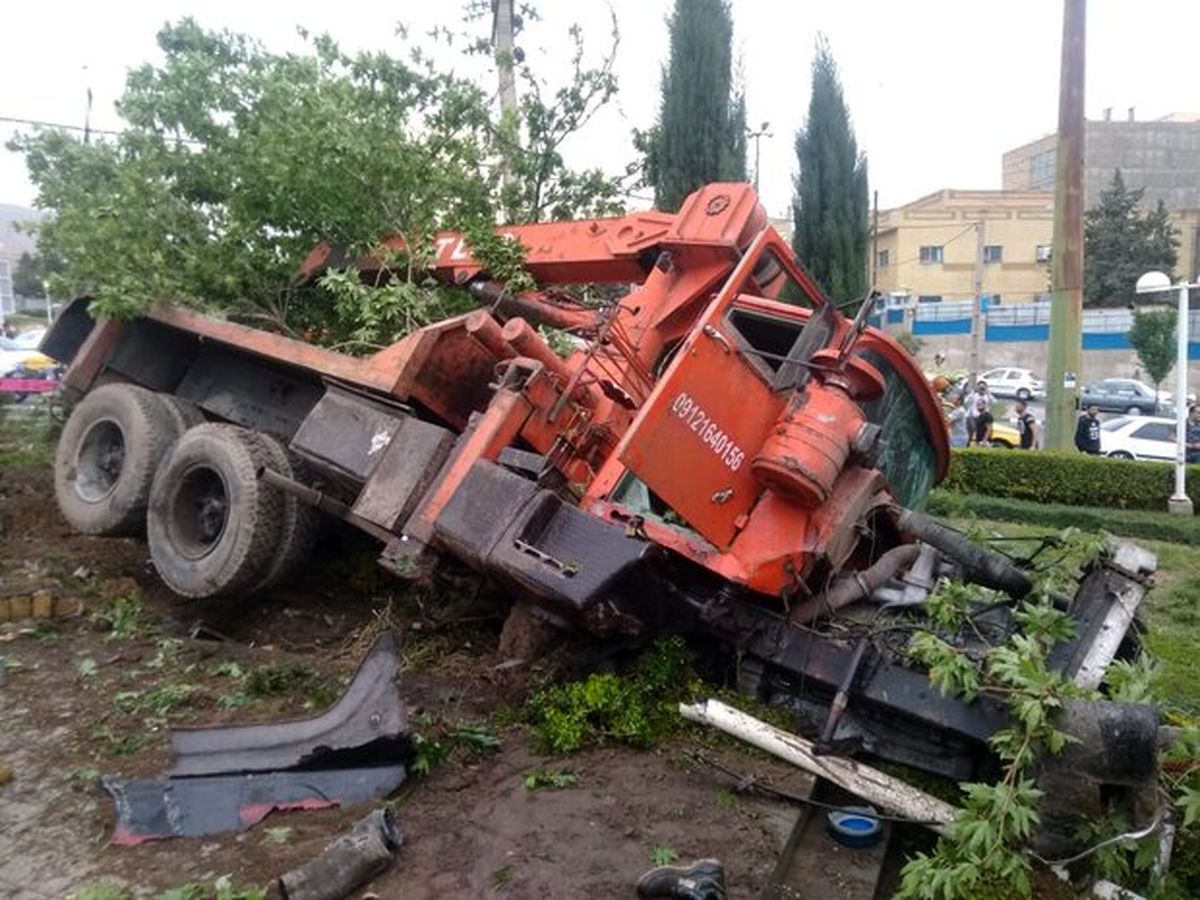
[{"x1": 0, "y1": 422, "x2": 812, "y2": 899}]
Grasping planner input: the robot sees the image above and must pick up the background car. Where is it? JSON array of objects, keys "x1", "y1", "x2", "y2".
[
  {"x1": 1100, "y1": 415, "x2": 1177, "y2": 460},
  {"x1": 0, "y1": 329, "x2": 51, "y2": 376},
  {"x1": 1078, "y1": 378, "x2": 1165, "y2": 416},
  {"x1": 979, "y1": 367, "x2": 1045, "y2": 401}
]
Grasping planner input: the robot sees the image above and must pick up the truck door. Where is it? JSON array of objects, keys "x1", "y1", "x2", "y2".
[{"x1": 618, "y1": 239, "x2": 827, "y2": 550}]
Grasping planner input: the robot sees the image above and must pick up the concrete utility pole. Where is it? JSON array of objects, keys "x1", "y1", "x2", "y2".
[
  {"x1": 493, "y1": 0, "x2": 518, "y2": 119},
  {"x1": 1044, "y1": 0, "x2": 1086, "y2": 450},
  {"x1": 969, "y1": 221, "x2": 985, "y2": 383}
]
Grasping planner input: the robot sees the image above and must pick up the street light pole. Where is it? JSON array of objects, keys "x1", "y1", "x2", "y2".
[
  {"x1": 1137, "y1": 270, "x2": 1196, "y2": 515},
  {"x1": 745, "y1": 122, "x2": 772, "y2": 193}
]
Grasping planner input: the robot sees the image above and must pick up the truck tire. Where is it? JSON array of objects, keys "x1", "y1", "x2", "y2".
[
  {"x1": 248, "y1": 433, "x2": 320, "y2": 592},
  {"x1": 54, "y1": 383, "x2": 183, "y2": 536},
  {"x1": 147, "y1": 424, "x2": 284, "y2": 599},
  {"x1": 158, "y1": 394, "x2": 206, "y2": 433}
]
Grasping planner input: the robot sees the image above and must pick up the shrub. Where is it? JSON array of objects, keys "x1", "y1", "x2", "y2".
[
  {"x1": 942, "y1": 448, "x2": 1200, "y2": 513},
  {"x1": 927, "y1": 490, "x2": 1200, "y2": 546}
]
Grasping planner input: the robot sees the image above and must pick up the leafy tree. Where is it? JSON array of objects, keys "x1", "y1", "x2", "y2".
[
  {"x1": 10, "y1": 14, "x2": 624, "y2": 345},
  {"x1": 12, "y1": 251, "x2": 64, "y2": 299},
  {"x1": 1127, "y1": 308, "x2": 1176, "y2": 399},
  {"x1": 1084, "y1": 170, "x2": 1179, "y2": 308},
  {"x1": 791, "y1": 36, "x2": 868, "y2": 304},
  {"x1": 640, "y1": 0, "x2": 746, "y2": 212}
]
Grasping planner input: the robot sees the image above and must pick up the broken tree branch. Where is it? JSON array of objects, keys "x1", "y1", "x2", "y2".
[{"x1": 679, "y1": 698, "x2": 959, "y2": 836}]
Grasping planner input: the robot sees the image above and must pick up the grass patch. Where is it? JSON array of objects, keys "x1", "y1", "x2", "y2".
[
  {"x1": 244, "y1": 661, "x2": 337, "y2": 709},
  {"x1": 0, "y1": 407, "x2": 58, "y2": 468},
  {"x1": 523, "y1": 769, "x2": 577, "y2": 791},
  {"x1": 928, "y1": 490, "x2": 1200, "y2": 546}
]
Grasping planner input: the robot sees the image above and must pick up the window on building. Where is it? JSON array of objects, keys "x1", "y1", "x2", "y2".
[
  {"x1": 917, "y1": 295, "x2": 943, "y2": 303},
  {"x1": 1030, "y1": 149, "x2": 1056, "y2": 189},
  {"x1": 985, "y1": 294, "x2": 1002, "y2": 306},
  {"x1": 919, "y1": 246, "x2": 944, "y2": 265},
  {"x1": 983, "y1": 245, "x2": 1003, "y2": 264},
  {"x1": 1035, "y1": 244, "x2": 1052, "y2": 262},
  {"x1": 876, "y1": 249, "x2": 889, "y2": 268}
]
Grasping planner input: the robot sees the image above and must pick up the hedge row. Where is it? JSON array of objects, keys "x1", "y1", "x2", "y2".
[
  {"x1": 927, "y1": 490, "x2": 1200, "y2": 546},
  {"x1": 942, "y1": 447, "x2": 1200, "y2": 513}
]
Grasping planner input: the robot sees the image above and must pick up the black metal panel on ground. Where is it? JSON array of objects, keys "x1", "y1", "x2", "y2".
[
  {"x1": 352, "y1": 417, "x2": 454, "y2": 532},
  {"x1": 291, "y1": 386, "x2": 411, "y2": 484},
  {"x1": 105, "y1": 319, "x2": 200, "y2": 392},
  {"x1": 177, "y1": 344, "x2": 323, "y2": 438},
  {"x1": 104, "y1": 765, "x2": 407, "y2": 843},
  {"x1": 170, "y1": 632, "x2": 407, "y2": 777}
]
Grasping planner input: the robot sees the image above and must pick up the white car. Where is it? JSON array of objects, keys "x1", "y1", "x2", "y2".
[
  {"x1": 1100, "y1": 416, "x2": 1178, "y2": 461},
  {"x1": 979, "y1": 367, "x2": 1045, "y2": 401},
  {"x1": 0, "y1": 328, "x2": 50, "y2": 376}
]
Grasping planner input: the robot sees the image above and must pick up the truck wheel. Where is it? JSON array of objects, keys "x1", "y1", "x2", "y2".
[
  {"x1": 54, "y1": 383, "x2": 182, "y2": 535},
  {"x1": 158, "y1": 394, "x2": 206, "y2": 432},
  {"x1": 248, "y1": 433, "x2": 320, "y2": 592},
  {"x1": 147, "y1": 424, "x2": 284, "y2": 599}
]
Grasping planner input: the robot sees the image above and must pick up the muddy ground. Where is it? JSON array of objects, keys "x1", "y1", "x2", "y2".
[{"x1": 0, "y1": 419, "x2": 817, "y2": 899}]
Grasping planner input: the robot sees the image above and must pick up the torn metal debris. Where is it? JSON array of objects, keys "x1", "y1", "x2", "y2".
[{"x1": 103, "y1": 633, "x2": 411, "y2": 843}]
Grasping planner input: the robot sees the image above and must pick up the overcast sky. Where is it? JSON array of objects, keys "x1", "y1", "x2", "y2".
[{"x1": 3, "y1": 1, "x2": 1199, "y2": 220}]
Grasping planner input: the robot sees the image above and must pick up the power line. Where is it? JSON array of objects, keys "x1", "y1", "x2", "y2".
[{"x1": 0, "y1": 115, "x2": 204, "y2": 145}]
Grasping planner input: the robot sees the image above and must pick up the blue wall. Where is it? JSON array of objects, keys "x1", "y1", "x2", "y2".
[
  {"x1": 913, "y1": 319, "x2": 971, "y2": 336},
  {"x1": 985, "y1": 324, "x2": 1050, "y2": 342}
]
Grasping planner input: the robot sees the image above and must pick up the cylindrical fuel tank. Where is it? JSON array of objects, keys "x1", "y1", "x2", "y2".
[{"x1": 751, "y1": 383, "x2": 864, "y2": 507}]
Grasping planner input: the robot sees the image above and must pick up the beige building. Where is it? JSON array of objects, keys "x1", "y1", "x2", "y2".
[{"x1": 873, "y1": 189, "x2": 1054, "y2": 305}]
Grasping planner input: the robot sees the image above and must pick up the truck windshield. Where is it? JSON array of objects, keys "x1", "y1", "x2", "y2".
[{"x1": 855, "y1": 349, "x2": 939, "y2": 509}]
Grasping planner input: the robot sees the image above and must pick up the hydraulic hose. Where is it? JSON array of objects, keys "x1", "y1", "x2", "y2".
[
  {"x1": 789, "y1": 543, "x2": 921, "y2": 625},
  {"x1": 896, "y1": 509, "x2": 1033, "y2": 598}
]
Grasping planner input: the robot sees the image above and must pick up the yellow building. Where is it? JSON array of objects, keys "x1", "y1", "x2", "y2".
[{"x1": 873, "y1": 189, "x2": 1055, "y2": 307}]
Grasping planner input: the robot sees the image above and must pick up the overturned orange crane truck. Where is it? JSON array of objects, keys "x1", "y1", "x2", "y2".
[{"x1": 42, "y1": 184, "x2": 1160, "y2": 846}]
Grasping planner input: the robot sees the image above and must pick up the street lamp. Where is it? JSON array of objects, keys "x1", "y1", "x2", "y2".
[
  {"x1": 1135, "y1": 270, "x2": 1197, "y2": 515},
  {"x1": 745, "y1": 121, "x2": 772, "y2": 193}
]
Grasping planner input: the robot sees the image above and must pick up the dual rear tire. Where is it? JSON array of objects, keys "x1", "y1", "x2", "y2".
[{"x1": 54, "y1": 384, "x2": 318, "y2": 599}]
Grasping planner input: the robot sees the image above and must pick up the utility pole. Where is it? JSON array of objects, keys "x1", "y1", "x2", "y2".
[
  {"x1": 970, "y1": 221, "x2": 985, "y2": 383},
  {"x1": 493, "y1": 0, "x2": 518, "y2": 120},
  {"x1": 1045, "y1": 0, "x2": 1086, "y2": 450}
]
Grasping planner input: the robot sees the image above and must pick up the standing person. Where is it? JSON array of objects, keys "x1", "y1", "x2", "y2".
[
  {"x1": 1186, "y1": 405, "x2": 1200, "y2": 465},
  {"x1": 1074, "y1": 404, "x2": 1102, "y2": 455},
  {"x1": 1014, "y1": 400, "x2": 1038, "y2": 450},
  {"x1": 965, "y1": 379, "x2": 992, "y2": 445},
  {"x1": 947, "y1": 393, "x2": 969, "y2": 448},
  {"x1": 972, "y1": 397, "x2": 994, "y2": 447}
]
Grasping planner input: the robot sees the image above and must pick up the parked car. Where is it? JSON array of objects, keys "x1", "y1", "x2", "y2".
[
  {"x1": 986, "y1": 421, "x2": 1022, "y2": 449},
  {"x1": 1100, "y1": 415, "x2": 1177, "y2": 461},
  {"x1": 0, "y1": 329, "x2": 51, "y2": 377},
  {"x1": 1077, "y1": 378, "x2": 1165, "y2": 416},
  {"x1": 979, "y1": 367, "x2": 1044, "y2": 401}
]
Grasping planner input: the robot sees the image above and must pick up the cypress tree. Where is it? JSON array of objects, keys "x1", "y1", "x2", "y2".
[
  {"x1": 792, "y1": 37, "x2": 869, "y2": 303},
  {"x1": 644, "y1": 0, "x2": 746, "y2": 212},
  {"x1": 1084, "y1": 170, "x2": 1179, "y2": 307}
]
